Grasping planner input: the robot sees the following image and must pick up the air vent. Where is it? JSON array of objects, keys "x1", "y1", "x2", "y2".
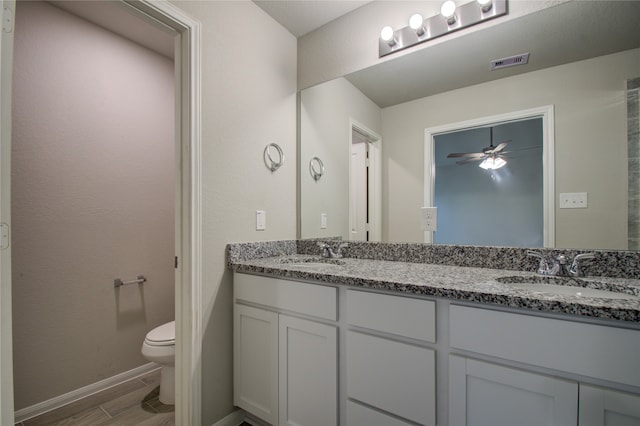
[{"x1": 490, "y1": 53, "x2": 530, "y2": 71}]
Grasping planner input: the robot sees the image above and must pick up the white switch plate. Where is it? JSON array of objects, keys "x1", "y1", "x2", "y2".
[
  {"x1": 559, "y1": 192, "x2": 588, "y2": 209},
  {"x1": 421, "y1": 207, "x2": 437, "y2": 231},
  {"x1": 320, "y1": 213, "x2": 327, "y2": 229},
  {"x1": 256, "y1": 210, "x2": 266, "y2": 230}
]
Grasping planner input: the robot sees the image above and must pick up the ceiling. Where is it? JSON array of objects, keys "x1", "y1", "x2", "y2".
[
  {"x1": 253, "y1": 0, "x2": 372, "y2": 37},
  {"x1": 50, "y1": 0, "x2": 175, "y2": 59}
]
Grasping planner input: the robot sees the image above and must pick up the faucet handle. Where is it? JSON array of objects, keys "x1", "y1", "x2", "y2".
[
  {"x1": 317, "y1": 242, "x2": 330, "y2": 257},
  {"x1": 570, "y1": 252, "x2": 595, "y2": 276},
  {"x1": 527, "y1": 250, "x2": 552, "y2": 275}
]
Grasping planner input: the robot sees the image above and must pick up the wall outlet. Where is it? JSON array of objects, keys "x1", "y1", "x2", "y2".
[
  {"x1": 559, "y1": 192, "x2": 588, "y2": 209},
  {"x1": 320, "y1": 213, "x2": 327, "y2": 229},
  {"x1": 256, "y1": 210, "x2": 266, "y2": 230},
  {"x1": 421, "y1": 207, "x2": 437, "y2": 231}
]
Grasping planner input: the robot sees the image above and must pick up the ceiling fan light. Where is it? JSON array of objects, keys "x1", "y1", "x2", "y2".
[{"x1": 479, "y1": 157, "x2": 506, "y2": 170}]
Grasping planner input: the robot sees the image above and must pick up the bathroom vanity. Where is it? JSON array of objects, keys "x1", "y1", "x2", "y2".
[{"x1": 228, "y1": 241, "x2": 640, "y2": 426}]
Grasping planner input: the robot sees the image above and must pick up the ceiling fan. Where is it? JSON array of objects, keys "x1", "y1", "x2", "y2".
[{"x1": 447, "y1": 127, "x2": 510, "y2": 170}]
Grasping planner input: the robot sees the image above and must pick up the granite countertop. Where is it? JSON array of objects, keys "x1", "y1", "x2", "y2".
[{"x1": 230, "y1": 254, "x2": 640, "y2": 323}]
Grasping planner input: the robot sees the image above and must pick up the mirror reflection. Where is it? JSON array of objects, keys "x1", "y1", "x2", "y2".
[{"x1": 299, "y1": 1, "x2": 640, "y2": 250}]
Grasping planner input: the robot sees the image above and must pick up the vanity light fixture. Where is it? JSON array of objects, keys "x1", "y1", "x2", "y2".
[
  {"x1": 379, "y1": 0, "x2": 507, "y2": 57},
  {"x1": 479, "y1": 156, "x2": 506, "y2": 170}
]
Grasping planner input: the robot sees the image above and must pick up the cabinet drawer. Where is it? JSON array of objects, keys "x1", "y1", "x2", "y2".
[
  {"x1": 346, "y1": 290, "x2": 435, "y2": 342},
  {"x1": 346, "y1": 400, "x2": 414, "y2": 426},
  {"x1": 234, "y1": 273, "x2": 337, "y2": 321},
  {"x1": 450, "y1": 305, "x2": 640, "y2": 388},
  {"x1": 346, "y1": 331, "x2": 436, "y2": 425}
]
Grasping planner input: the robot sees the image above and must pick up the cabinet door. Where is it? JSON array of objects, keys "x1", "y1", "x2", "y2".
[
  {"x1": 346, "y1": 331, "x2": 435, "y2": 425},
  {"x1": 449, "y1": 355, "x2": 578, "y2": 426},
  {"x1": 234, "y1": 304, "x2": 279, "y2": 425},
  {"x1": 279, "y1": 315, "x2": 337, "y2": 426},
  {"x1": 580, "y1": 384, "x2": 640, "y2": 426}
]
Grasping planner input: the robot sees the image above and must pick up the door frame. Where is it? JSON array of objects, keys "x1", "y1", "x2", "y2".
[
  {"x1": 423, "y1": 105, "x2": 555, "y2": 247},
  {"x1": 349, "y1": 119, "x2": 382, "y2": 242},
  {"x1": 0, "y1": 1, "x2": 202, "y2": 425}
]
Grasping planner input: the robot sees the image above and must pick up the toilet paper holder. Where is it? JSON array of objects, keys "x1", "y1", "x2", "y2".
[{"x1": 114, "y1": 275, "x2": 147, "y2": 288}]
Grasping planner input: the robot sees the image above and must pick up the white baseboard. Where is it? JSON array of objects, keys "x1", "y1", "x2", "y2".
[
  {"x1": 14, "y1": 362, "x2": 160, "y2": 423},
  {"x1": 211, "y1": 408, "x2": 246, "y2": 426}
]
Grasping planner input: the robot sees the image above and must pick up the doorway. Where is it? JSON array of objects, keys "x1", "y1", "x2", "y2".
[
  {"x1": 0, "y1": 1, "x2": 202, "y2": 425},
  {"x1": 424, "y1": 106, "x2": 555, "y2": 247},
  {"x1": 349, "y1": 120, "x2": 382, "y2": 242}
]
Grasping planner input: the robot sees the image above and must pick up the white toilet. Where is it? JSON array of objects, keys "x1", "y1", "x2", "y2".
[{"x1": 141, "y1": 321, "x2": 175, "y2": 405}]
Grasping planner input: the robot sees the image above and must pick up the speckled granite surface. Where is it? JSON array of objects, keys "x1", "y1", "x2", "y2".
[{"x1": 227, "y1": 241, "x2": 640, "y2": 323}]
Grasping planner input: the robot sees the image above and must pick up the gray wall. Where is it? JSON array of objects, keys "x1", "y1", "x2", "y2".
[{"x1": 12, "y1": 1, "x2": 175, "y2": 409}]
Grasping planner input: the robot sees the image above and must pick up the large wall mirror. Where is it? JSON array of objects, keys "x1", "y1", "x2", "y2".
[{"x1": 299, "y1": 1, "x2": 640, "y2": 250}]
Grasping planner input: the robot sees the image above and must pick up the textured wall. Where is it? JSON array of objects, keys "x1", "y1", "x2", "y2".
[{"x1": 12, "y1": 1, "x2": 175, "y2": 409}]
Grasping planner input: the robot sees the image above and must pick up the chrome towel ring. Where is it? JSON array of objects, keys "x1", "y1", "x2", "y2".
[
  {"x1": 264, "y1": 143, "x2": 284, "y2": 172},
  {"x1": 309, "y1": 157, "x2": 324, "y2": 181}
]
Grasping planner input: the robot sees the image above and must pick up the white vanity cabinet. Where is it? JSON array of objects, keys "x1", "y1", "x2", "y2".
[
  {"x1": 345, "y1": 290, "x2": 436, "y2": 426},
  {"x1": 449, "y1": 304, "x2": 640, "y2": 426},
  {"x1": 233, "y1": 273, "x2": 338, "y2": 426}
]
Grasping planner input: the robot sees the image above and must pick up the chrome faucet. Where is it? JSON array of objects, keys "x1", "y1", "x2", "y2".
[
  {"x1": 526, "y1": 251, "x2": 595, "y2": 277},
  {"x1": 317, "y1": 242, "x2": 348, "y2": 259}
]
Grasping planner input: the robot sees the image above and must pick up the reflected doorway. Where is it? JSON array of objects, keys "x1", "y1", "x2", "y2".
[
  {"x1": 424, "y1": 106, "x2": 555, "y2": 247},
  {"x1": 349, "y1": 121, "x2": 382, "y2": 242}
]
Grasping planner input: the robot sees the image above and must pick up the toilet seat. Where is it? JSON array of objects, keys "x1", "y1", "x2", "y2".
[{"x1": 145, "y1": 320, "x2": 175, "y2": 346}]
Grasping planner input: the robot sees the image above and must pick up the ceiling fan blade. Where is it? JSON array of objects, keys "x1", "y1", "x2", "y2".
[
  {"x1": 456, "y1": 157, "x2": 484, "y2": 165},
  {"x1": 447, "y1": 152, "x2": 485, "y2": 158},
  {"x1": 488, "y1": 141, "x2": 510, "y2": 154}
]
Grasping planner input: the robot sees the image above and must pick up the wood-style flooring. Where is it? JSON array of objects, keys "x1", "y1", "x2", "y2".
[{"x1": 15, "y1": 369, "x2": 174, "y2": 426}]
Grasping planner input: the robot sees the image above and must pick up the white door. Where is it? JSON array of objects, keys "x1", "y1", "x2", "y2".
[
  {"x1": 579, "y1": 384, "x2": 640, "y2": 426},
  {"x1": 449, "y1": 355, "x2": 578, "y2": 426},
  {"x1": 279, "y1": 315, "x2": 337, "y2": 426},
  {"x1": 351, "y1": 140, "x2": 368, "y2": 241},
  {"x1": 0, "y1": 1, "x2": 16, "y2": 424},
  {"x1": 234, "y1": 304, "x2": 279, "y2": 425}
]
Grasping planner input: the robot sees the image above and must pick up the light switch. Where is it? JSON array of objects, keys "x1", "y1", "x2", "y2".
[
  {"x1": 559, "y1": 192, "x2": 588, "y2": 209},
  {"x1": 321, "y1": 213, "x2": 327, "y2": 229},
  {"x1": 256, "y1": 210, "x2": 266, "y2": 230}
]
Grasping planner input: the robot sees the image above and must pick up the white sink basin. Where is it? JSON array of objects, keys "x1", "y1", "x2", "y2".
[
  {"x1": 496, "y1": 276, "x2": 638, "y2": 300},
  {"x1": 504, "y1": 282, "x2": 637, "y2": 300}
]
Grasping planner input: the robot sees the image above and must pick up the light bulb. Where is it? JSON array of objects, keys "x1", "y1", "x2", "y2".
[
  {"x1": 477, "y1": 0, "x2": 493, "y2": 13},
  {"x1": 409, "y1": 13, "x2": 424, "y2": 31},
  {"x1": 441, "y1": 0, "x2": 457, "y2": 25},
  {"x1": 380, "y1": 26, "x2": 395, "y2": 42}
]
